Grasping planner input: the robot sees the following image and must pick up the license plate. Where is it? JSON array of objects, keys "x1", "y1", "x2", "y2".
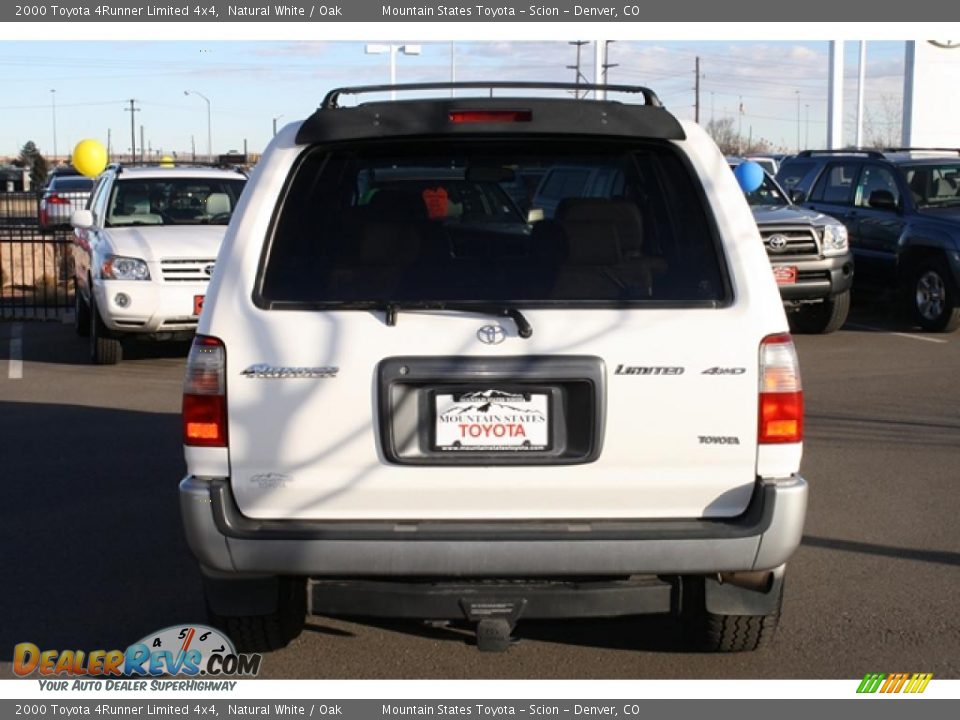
[
  {"x1": 193, "y1": 295, "x2": 205, "y2": 316},
  {"x1": 434, "y1": 390, "x2": 549, "y2": 452},
  {"x1": 773, "y1": 266, "x2": 797, "y2": 285}
]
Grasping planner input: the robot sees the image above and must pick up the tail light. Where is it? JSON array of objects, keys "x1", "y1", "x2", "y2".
[
  {"x1": 183, "y1": 335, "x2": 227, "y2": 447},
  {"x1": 758, "y1": 333, "x2": 803, "y2": 444},
  {"x1": 448, "y1": 110, "x2": 532, "y2": 124},
  {"x1": 46, "y1": 194, "x2": 70, "y2": 205}
]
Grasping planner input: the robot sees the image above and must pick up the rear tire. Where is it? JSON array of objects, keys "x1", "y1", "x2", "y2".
[
  {"x1": 682, "y1": 575, "x2": 783, "y2": 652},
  {"x1": 74, "y1": 283, "x2": 90, "y2": 338},
  {"x1": 789, "y1": 289, "x2": 850, "y2": 334},
  {"x1": 907, "y1": 257, "x2": 960, "y2": 332},
  {"x1": 89, "y1": 294, "x2": 122, "y2": 365},
  {"x1": 205, "y1": 577, "x2": 307, "y2": 653}
]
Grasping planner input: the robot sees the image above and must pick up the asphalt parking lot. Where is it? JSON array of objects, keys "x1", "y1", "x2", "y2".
[{"x1": 1, "y1": 298, "x2": 958, "y2": 680}]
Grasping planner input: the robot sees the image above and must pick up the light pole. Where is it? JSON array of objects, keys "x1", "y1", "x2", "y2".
[
  {"x1": 272, "y1": 114, "x2": 284, "y2": 137},
  {"x1": 450, "y1": 42, "x2": 455, "y2": 97},
  {"x1": 50, "y1": 89, "x2": 57, "y2": 164},
  {"x1": 184, "y1": 90, "x2": 212, "y2": 162},
  {"x1": 365, "y1": 44, "x2": 422, "y2": 100},
  {"x1": 795, "y1": 90, "x2": 801, "y2": 153},
  {"x1": 805, "y1": 104, "x2": 810, "y2": 149}
]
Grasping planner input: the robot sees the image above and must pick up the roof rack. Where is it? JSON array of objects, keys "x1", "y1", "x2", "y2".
[
  {"x1": 795, "y1": 149, "x2": 885, "y2": 158},
  {"x1": 321, "y1": 81, "x2": 662, "y2": 110},
  {"x1": 105, "y1": 161, "x2": 247, "y2": 174},
  {"x1": 882, "y1": 147, "x2": 960, "y2": 154}
]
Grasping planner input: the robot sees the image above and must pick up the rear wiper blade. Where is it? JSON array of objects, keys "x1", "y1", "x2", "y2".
[{"x1": 380, "y1": 302, "x2": 533, "y2": 339}]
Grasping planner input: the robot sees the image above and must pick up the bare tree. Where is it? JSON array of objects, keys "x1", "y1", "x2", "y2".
[
  {"x1": 705, "y1": 117, "x2": 775, "y2": 156},
  {"x1": 863, "y1": 93, "x2": 903, "y2": 149},
  {"x1": 705, "y1": 118, "x2": 739, "y2": 155}
]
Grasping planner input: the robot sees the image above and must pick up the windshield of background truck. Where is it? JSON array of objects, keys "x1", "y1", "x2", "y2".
[{"x1": 741, "y1": 172, "x2": 788, "y2": 207}]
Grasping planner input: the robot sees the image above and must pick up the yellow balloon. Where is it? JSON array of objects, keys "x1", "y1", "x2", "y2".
[{"x1": 72, "y1": 139, "x2": 108, "y2": 178}]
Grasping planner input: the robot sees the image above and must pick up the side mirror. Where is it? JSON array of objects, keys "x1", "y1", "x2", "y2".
[
  {"x1": 526, "y1": 208, "x2": 544, "y2": 224},
  {"x1": 789, "y1": 189, "x2": 806, "y2": 204},
  {"x1": 868, "y1": 189, "x2": 898, "y2": 210},
  {"x1": 71, "y1": 209, "x2": 94, "y2": 229}
]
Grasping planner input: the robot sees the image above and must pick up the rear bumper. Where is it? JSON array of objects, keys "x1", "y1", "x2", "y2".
[
  {"x1": 775, "y1": 252, "x2": 854, "y2": 302},
  {"x1": 179, "y1": 475, "x2": 807, "y2": 577}
]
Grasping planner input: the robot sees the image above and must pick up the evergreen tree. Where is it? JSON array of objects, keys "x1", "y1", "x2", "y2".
[{"x1": 18, "y1": 141, "x2": 49, "y2": 189}]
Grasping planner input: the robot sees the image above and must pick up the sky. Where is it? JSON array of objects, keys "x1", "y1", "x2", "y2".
[{"x1": 0, "y1": 40, "x2": 907, "y2": 161}]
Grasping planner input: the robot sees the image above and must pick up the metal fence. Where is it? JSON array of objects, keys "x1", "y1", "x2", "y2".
[{"x1": 1, "y1": 191, "x2": 78, "y2": 320}]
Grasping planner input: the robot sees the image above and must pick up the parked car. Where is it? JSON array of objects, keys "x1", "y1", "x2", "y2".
[
  {"x1": 71, "y1": 163, "x2": 247, "y2": 363},
  {"x1": 39, "y1": 174, "x2": 94, "y2": 229},
  {"x1": 745, "y1": 155, "x2": 780, "y2": 176},
  {"x1": 179, "y1": 81, "x2": 806, "y2": 654},
  {"x1": 729, "y1": 158, "x2": 854, "y2": 334},
  {"x1": 777, "y1": 148, "x2": 960, "y2": 332}
]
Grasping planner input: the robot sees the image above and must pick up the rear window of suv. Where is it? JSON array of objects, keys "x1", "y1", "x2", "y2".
[{"x1": 258, "y1": 139, "x2": 729, "y2": 308}]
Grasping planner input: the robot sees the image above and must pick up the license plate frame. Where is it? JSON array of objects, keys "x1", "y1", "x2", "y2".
[
  {"x1": 433, "y1": 389, "x2": 551, "y2": 453},
  {"x1": 773, "y1": 266, "x2": 797, "y2": 285}
]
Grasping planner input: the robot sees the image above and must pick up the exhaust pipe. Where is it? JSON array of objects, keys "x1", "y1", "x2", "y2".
[{"x1": 718, "y1": 570, "x2": 774, "y2": 593}]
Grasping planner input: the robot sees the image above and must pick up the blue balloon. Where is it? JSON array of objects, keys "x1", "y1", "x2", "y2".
[{"x1": 734, "y1": 161, "x2": 765, "y2": 193}]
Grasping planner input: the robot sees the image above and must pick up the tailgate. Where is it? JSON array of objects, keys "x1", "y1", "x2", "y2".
[{"x1": 225, "y1": 308, "x2": 760, "y2": 521}]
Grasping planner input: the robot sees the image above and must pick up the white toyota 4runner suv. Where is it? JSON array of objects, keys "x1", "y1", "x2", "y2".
[
  {"x1": 71, "y1": 164, "x2": 247, "y2": 364},
  {"x1": 179, "y1": 82, "x2": 807, "y2": 654}
]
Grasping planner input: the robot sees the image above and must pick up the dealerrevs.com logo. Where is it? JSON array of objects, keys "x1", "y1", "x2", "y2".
[
  {"x1": 857, "y1": 673, "x2": 934, "y2": 694},
  {"x1": 13, "y1": 625, "x2": 261, "y2": 690}
]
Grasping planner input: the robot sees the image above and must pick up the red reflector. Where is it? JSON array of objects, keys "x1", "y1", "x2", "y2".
[
  {"x1": 47, "y1": 194, "x2": 70, "y2": 205},
  {"x1": 183, "y1": 393, "x2": 227, "y2": 447},
  {"x1": 759, "y1": 391, "x2": 804, "y2": 444},
  {"x1": 449, "y1": 110, "x2": 532, "y2": 124}
]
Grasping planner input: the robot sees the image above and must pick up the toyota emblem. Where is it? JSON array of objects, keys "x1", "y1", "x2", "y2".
[
  {"x1": 767, "y1": 234, "x2": 789, "y2": 252},
  {"x1": 477, "y1": 324, "x2": 506, "y2": 345},
  {"x1": 203, "y1": 264, "x2": 216, "y2": 277}
]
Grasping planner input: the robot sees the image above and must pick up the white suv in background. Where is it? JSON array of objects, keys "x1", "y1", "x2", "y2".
[
  {"x1": 71, "y1": 164, "x2": 247, "y2": 363},
  {"x1": 179, "y1": 82, "x2": 807, "y2": 654}
]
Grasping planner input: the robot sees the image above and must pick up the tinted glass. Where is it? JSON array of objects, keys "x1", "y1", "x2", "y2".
[
  {"x1": 106, "y1": 177, "x2": 246, "y2": 226},
  {"x1": 50, "y1": 177, "x2": 94, "y2": 192},
  {"x1": 776, "y1": 160, "x2": 815, "y2": 189},
  {"x1": 259, "y1": 140, "x2": 729, "y2": 307},
  {"x1": 812, "y1": 162, "x2": 860, "y2": 204},
  {"x1": 902, "y1": 163, "x2": 960, "y2": 208},
  {"x1": 742, "y1": 173, "x2": 788, "y2": 207},
  {"x1": 539, "y1": 168, "x2": 590, "y2": 200},
  {"x1": 856, "y1": 165, "x2": 901, "y2": 208}
]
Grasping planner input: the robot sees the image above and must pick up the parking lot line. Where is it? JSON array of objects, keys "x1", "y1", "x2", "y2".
[
  {"x1": 846, "y1": 323, "x2": 949, "y2": 345},
  {"x1": 8, "y1": 322, "x2": 23, "y2": 379}
]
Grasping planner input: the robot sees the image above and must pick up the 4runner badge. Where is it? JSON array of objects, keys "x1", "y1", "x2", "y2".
[{"x1": 241, "y1": 364, "x2": 339, "y2": 379}]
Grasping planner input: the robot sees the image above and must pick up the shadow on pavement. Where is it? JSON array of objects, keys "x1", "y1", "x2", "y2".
[
  {"x1": 0, "y1": 401, "x2": 203, "y2": 663},
  {"x1": 802, "y1": 535, "x2": 960, "y2": 567}
]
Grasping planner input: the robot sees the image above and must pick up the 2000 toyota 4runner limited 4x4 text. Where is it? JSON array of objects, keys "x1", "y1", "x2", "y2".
[{"x1": 179, "y1": 82, "x2": 808, "y2": 654}]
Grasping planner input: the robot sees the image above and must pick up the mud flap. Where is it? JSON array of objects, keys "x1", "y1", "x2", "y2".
[{"x1": 703, "y1": 565, "x2": 785, "y2": 617}]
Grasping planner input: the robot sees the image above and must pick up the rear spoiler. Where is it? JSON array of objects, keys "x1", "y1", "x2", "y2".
[{"x1": 296, "y1": 82, "x2": 685, "y2": 145}]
